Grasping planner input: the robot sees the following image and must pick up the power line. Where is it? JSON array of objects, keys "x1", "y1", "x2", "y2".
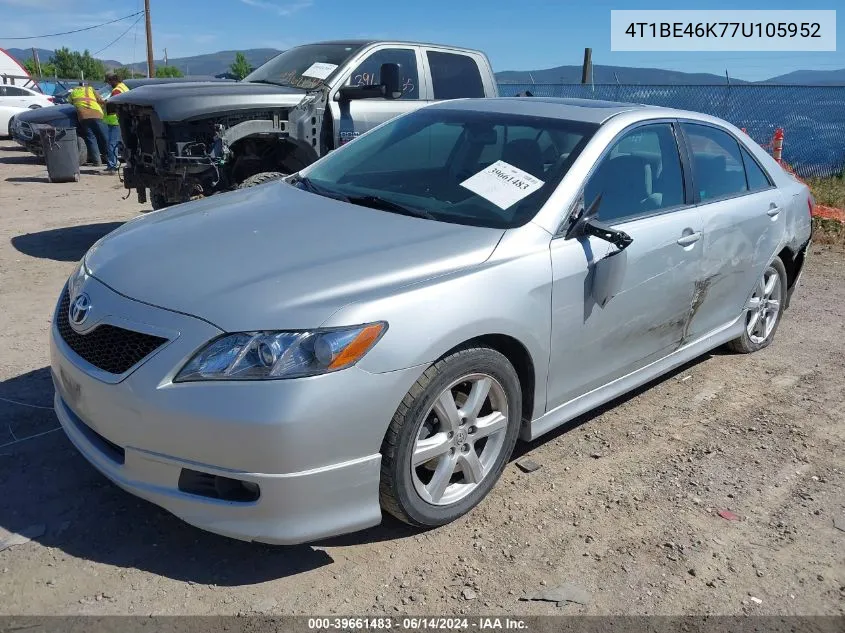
[
  {"x1": 0, "y1": 11, "x2": 144, "y2": 41},
  {"x1": 93, "y1": 15, "x2": 144, "y2": 56}
]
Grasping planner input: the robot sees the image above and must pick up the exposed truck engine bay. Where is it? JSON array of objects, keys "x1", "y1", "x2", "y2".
[{"x1": 118, "y1": 95, "x2": 326, "y2": 208}]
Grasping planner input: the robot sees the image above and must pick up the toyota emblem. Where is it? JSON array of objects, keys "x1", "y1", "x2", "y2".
[{"x1": 69, "y1": 293, "x2": 92, "y2": 326}]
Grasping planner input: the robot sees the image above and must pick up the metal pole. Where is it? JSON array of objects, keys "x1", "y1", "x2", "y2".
[
  {"x1": 581, "y1": 48, "x2": 592, "y2": 85},
  {"x1": 145, "y1": 0, "x2": 155, "y2": 78}
]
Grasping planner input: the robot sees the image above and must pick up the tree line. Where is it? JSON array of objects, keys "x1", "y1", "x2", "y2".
[
  {"x1": 21, "y1": 48, "x2": 257, "y2": 82},
  {"x1": 22, "y1": 48, "x2": 184, "y2": 81}
]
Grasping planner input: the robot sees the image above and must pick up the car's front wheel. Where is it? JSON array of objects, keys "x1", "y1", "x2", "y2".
[
  {"x1": 380, "y1": 346, "x2": 521, "y2": 527},
  {"x1": 727, "y1": 256, "x2": 787, "y2": 353}
]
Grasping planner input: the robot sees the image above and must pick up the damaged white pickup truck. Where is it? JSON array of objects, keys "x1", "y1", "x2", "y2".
[{"x1": 111, "y1": 40, "x2": 498, "y2": 209}]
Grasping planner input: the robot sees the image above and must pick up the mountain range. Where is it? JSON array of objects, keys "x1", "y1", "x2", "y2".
[{"x1": 6, "y1": 47, "x2": 845, "y2": 85}]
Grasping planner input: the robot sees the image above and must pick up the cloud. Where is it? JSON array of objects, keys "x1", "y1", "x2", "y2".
[{"x1": 239, "y1": 0, "x2": 312, "y2": 17}]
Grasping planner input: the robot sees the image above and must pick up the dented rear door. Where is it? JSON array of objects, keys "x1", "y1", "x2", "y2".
[{"x1": 677, "y1": 122, "x2": 787, "y2": 342}]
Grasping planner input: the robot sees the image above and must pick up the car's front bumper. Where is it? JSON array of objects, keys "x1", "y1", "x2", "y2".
[{"x1": 50, "y1": 277, "x2": 423, "y2": 544}]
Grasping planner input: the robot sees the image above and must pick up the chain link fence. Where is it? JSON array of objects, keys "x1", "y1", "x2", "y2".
[{"x1": 497, "y1": 83, "x2": 845, "y2": 179}]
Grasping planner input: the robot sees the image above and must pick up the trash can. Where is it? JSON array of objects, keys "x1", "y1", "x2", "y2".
[{"x1": 39, "y1": 127, "x2": 81, "y2": 183}]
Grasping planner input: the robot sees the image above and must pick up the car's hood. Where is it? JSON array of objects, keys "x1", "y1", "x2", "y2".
[
  {"x1": 15, "y1": 104, "x2": 76, "y2": 125},
  {"x1": 85, "y1": 183, "x2": 504, "y2": 331},
  {"x1": 110, "y1": 81, "x2": 307, "y2": 121}
]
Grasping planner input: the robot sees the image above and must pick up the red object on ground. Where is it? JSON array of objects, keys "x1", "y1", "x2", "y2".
[
  {"x1": 814, "y1": 205, "x2": 845, "y2": 223},
  {"x1": 718, "y1": 510, "x2": 740, "y2": 521}
]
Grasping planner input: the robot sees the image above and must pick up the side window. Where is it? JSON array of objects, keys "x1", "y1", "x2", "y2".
[
  {"x1": 348, "y1": 48, "x2": 419, "y2": 100},
  {"x1": 584, "y1": 123, "x2": 685, "y2": 223},
  {"x1": 346, "y1": 122, "x2": 463, "y2": 174},
  {"x1": 426, "y1": 51, "x2": 484, "y2": 99},
  {"x1": 5, "y1": 87, "x2": 25, "y2": 96},
  {"x1": 740, "y1": 145, "x2": 773, "y2": 191},
  {"x1": 682, "y1": 123, "x2": 748, "y2": 201}
]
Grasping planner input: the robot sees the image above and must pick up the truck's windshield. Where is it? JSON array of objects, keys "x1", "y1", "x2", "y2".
[
  {"x1": 245, "y1": 43, "x2": 365, "y2": 90},
  {"x1": 301, "y1": 108, "x2": 599, "y2": 229}
]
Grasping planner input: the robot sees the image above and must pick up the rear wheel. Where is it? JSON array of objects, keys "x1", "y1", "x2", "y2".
[
  {"x1": 380, "y1": 346, "x2": 521, "y2": 527},
  {"x1": 727, "y1": 256, "x2": 787, "y2": 354},
  {"x1": 238, "y1": 171, "x2": 286, "y2": 189},
  {"x1": 76, "y1": 135, "x2": 87, "y2": 166}
]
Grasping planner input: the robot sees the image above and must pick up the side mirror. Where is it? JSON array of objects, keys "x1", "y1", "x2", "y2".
[
  {"x1": 379, "y1": 62, "x2": 402, "y2": 100},
  {"x1": 565, "y1": 192, "x2": 633, "y2": 252},
  {"x1": 337, "y1": 62, "x2": 403, "y2": 102}
]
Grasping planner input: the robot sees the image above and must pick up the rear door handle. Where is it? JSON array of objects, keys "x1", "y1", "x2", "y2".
[
  {"x1": 767, "y1": 204, "x2": 780, "y2": 217},
  {"x1": 677, "y1": 231, "x2": 702, "y2": 247}
]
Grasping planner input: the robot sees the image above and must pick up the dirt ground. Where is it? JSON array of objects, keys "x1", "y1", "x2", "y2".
[{"x1": 0, "y1": 138, "x2": 843, "y2": 617}]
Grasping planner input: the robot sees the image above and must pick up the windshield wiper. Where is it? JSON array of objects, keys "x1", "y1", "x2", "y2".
[
  {"x1": 291, "y1": 176, "x2": 436, "y2": 220},
  {"x1": 345, "y1": 195, "x2": 437, "y2": 220},
  {"x1": 247, "y1": 78, "x2": 289, "y2": 87}
]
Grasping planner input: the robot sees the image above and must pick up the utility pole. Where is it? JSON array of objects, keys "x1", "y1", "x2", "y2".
[
  {"x1": 32, "y1": 47, "x2": 42, "y2": 77},
  {"x1": 144, "y1": 0, "x2": 155, "y2": 78},
  {"x1": 581, "y1": 47, "x2": 592, "y2": 85}
]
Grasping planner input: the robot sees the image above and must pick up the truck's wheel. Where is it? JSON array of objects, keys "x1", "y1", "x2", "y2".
[
  {"x1": 150, "y1": 191, "x2": 170, "y2": 211},
  {"x1": 76, "y1": 135, "x2": 88, "y2": 166},
  {"x1": 238, "y1": 172, "x2": 286, "y2": 189}
]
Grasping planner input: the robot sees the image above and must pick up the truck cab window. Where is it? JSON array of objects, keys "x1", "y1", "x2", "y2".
[
  {"x1": 426, "y1": 51, "x2": 484, "y2": 99},
  {"x1": 349, "y1": 49, "x2": 419, "y2": 100}
]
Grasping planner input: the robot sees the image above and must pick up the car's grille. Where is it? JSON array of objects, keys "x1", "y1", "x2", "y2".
[{"x1": 56, "y1": 288, "x2": 168, "y2": 375}]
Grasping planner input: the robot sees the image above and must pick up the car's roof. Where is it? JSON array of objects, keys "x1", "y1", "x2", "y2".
[{"x1": 428, "y1": 97, "x2": 657, "y2": 124}]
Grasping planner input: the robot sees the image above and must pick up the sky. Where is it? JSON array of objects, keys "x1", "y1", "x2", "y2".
[{"x1": 0, "y1": 0, "x2": 842, "y2": 80}]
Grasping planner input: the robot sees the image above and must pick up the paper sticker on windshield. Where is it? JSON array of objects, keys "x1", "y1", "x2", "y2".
[
  {"x1": 302, "y1": 62, "x2": 338, "y2": 79},
  {"x1": 459, "y1": 161, "x2": 545, "y2": 210}
]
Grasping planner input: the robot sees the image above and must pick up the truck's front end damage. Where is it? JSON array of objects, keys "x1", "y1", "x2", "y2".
[{"x1": 118, "y1": 98, "x2": 324, "y2": 208}]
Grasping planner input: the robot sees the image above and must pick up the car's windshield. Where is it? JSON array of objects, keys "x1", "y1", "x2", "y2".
[
  {"x1": 245, "y1": 43, "x2": 364, "y2": 90},
  {"x1": 302, "y1": 108, "x2": 599, "y2": 229}
]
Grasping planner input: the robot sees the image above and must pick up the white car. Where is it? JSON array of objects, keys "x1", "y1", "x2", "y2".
[
  {"x1": 0, "y1": 85, "x2": 54, "y2": 109},
  {"x1": 0, "y1": 104, "x2": 28, "y2": 137}
]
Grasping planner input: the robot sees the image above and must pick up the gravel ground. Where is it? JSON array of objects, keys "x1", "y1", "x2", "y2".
[{"x1": 0, "y1": 139, "x2": 843, "y2": 616}]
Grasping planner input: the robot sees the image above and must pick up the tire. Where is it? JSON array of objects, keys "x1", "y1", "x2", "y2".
[
  {"x1": 727, "y1": 256, "x2": 788, "y2": 354},
  {"x1": 76, "y1": 135, "x2": 88, "y2": 166},
  {"x1": 238, "y1": 171, "x2": 286, "y2": 189},
  {"x1": 380, "y1": 346, "x2": 522, "y2": 528},
  {"x1": 150, "y1": 191, "x2": 169, "y2": 211}
]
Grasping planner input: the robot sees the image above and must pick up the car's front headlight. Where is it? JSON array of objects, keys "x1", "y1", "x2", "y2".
[
  {"x1": 174, "y1": 322, "x2": 387, "y2": 382},
  {"x1": 67, "y1": 259, "x2": 88, "y2": 297}
]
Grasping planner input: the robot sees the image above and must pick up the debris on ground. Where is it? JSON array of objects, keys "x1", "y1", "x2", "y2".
[
  {"x1": 750, "y1": 596, "x2": 763, "y2": 604},
  {"x1": 461, "y1": 587, "x2": 477, "y2": 601},
  {"x1": 0, "y1": 524, "x2": 46, "y2": 552},
  {"x1": 718, "y1": 510, "x2": 740, "y2": 521},
  {"x1": 521, "y1": 583, "x2": 591, "y2": 606},
  {"x1": 833, "y1": 516, "x2": 845, "y2": 533},
  {"x1": 516, "y1": 458, "x2": 542, "y2": 473}
]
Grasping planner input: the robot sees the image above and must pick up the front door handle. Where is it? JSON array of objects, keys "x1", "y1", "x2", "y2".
[
  {"x1": 767, "y1": 203, "x2": 780, "y2": 217},
  {"x1": 677, "y1": 231, "x2": 702, "y2": 247}
]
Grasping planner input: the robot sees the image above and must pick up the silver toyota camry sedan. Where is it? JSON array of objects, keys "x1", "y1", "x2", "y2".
[{"x1": 51, "y1": 97, "x2": 813, "y2": 544}]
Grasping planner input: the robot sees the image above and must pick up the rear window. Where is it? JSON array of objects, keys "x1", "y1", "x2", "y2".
[{"x1": 427, "y1": 51, "x2": 485, "y2": 99}]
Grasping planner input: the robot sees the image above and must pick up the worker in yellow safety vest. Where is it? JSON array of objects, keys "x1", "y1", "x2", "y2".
[
  {"x1": 102, "y1": 73, "x2": 129, "y2": 173},
  {"x1": 68, "y1": 82, "x2": 109, "y2": 168}
]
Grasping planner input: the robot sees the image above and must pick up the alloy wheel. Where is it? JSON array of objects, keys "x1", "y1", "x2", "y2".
[
  {"x1": 745, "y1": 265, "x2": 783, "y2": 345},
  {"x1": 411, "y1": 373, "x2": 509, "y2": 506}
]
